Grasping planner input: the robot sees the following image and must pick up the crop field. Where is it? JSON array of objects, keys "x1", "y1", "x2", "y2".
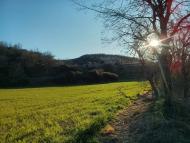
[{"x1": 0, "y1": 82, "x2": 149, "y2": 143}]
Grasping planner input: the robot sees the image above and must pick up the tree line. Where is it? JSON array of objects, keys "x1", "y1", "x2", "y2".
[{"x1": 0, "y1": 42, "x2": 127, "y2": 87}]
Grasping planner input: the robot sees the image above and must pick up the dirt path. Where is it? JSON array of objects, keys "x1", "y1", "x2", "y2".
[{"x1": 98, "y1": 93, "x2": 153, "y2": 143}]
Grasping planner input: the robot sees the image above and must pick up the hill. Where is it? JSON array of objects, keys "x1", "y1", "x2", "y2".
[
  {"x1": 63, "y1": 54, "x2": 139, "y2": 65},
  {"x1": 62, "y1": 54, "x2": 143, "y2": 80},
  {"x1": 0, "y1": 42, "x2": 144, "y2": 87}
]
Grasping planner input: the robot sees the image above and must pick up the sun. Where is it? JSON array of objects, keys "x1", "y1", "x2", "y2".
[{"x1": 149, "y1": 39, "x2": 160, "y2": 47}]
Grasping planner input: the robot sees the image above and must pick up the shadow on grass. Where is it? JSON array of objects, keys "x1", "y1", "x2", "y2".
[
  {"x1": 0, "y1": 80, "x2": 145, "y2": 89},
  {"x1": 66, "y1": 117, "x2": 107, "y2": 143}
]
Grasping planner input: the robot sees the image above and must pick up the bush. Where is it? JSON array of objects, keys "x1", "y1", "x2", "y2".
[
  {"x1": 86, "y1": 69, "x2": 119, "y2": 83},
  {"x1": 102, "y1": 72, "x2": 119, "y2": 81}
]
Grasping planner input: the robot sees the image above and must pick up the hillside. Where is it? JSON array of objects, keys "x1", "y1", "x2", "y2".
[
  {"x1": 61, "y1": 54, "x2": 143, "y2": 80},
  {"x1": 63, "y1": 54, "x2": 139, "y2": 65},
  {"x1": 0, "y1": 43, "x2": 144, "y2": 87}
]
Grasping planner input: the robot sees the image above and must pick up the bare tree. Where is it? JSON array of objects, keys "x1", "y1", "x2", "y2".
[
  {"x1": 73, "y1": 0, "x2": 190, "y2": 99},
  {"x1": 170, "y1": 27, "x2": 190, "y2": 98}
]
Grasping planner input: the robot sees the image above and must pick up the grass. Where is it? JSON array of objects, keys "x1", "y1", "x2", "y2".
[
  {"x1": 0, "y1": 81, "x2": 149, "y2": 143},
  {"x1": 127, "y1": 98, "x2": 190, "y2": 143}
]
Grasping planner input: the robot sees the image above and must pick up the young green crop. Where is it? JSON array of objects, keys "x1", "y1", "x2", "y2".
[{"x1": 0, "y1": 82, "x2": 149, "y2": 143}]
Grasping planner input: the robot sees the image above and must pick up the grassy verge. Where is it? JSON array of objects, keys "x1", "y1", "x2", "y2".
[
  {"x1": 128, "y1": 97, "x2": 190, "y2": 143},
  {"x1": 0, "y1": 81, "x2": 149, "y2": 143}
]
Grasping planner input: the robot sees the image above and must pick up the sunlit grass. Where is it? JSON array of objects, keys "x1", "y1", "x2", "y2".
[{"x1": 0, "y1": 82, "x2": 150, "y2": 143}]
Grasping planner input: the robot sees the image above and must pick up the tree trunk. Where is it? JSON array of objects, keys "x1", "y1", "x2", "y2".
[
  {"x1": 182, "y1": 62, "x2": 189, "y2": 98},
  {"x1": 149, "y1": 78, "x2": 159, "y2": 98}
]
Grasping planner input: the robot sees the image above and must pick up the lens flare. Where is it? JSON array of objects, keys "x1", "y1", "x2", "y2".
[{"x1": 149, "y1": 39, "x2": 160, "y2": 47}]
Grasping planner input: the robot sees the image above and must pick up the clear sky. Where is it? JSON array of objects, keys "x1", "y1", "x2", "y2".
[{"x1": 0, "y1": 0, "x2": 124, "y2": 59}]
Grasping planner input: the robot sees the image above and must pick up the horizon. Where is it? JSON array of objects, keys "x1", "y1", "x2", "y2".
[
  {"x1": 0, "y1": 0, "x2": 125, "y2": 59},
  {"x1": 0, "y1": 40, "x2": 130, "y2": 60}
]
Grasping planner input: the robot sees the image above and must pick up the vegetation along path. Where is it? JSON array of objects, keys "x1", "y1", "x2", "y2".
[{"x1": 98, "y1": 92, "x2": 153, "y2": 143}]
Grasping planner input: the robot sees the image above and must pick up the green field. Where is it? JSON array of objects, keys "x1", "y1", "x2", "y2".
[{"x1": 0, "y1": 82, "x2": 149, "y2": 143}]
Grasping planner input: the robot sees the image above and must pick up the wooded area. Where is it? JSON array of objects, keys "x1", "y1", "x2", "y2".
[{"x1": 0, "y1": 42, "x2": 145, "y2": 87}]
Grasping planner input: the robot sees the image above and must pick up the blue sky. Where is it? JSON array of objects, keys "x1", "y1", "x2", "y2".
[{"x1": 0, "y1": 0, "x2": 124, "y2": 59}]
